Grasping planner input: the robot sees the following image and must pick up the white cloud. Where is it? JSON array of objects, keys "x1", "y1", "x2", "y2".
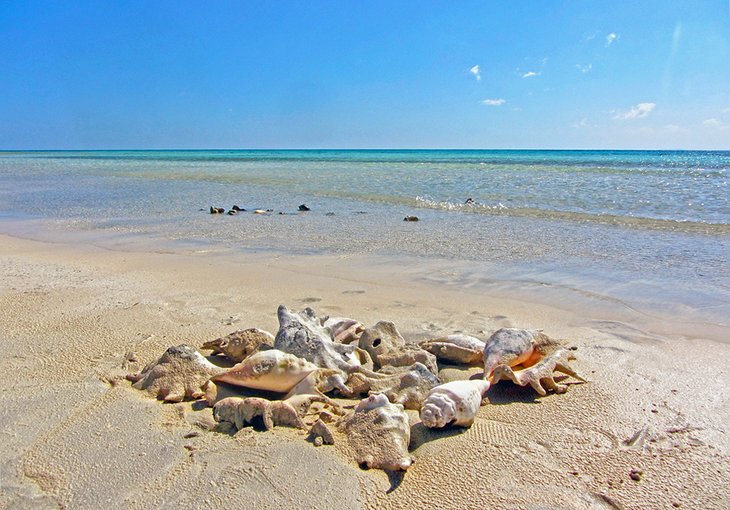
[
  {"x1": 605, "y1": 32, "x2": 619, "y2": 47},
  {"x1": 572, "y1": 118, "x2": 592, "y2": 129},
  {"x1": 522, "y1": 71, "x2": 540, "y2": 78},
  {"x1": 664, "y1": 124, "x2": 688, "y2": 134},
  {"x1": 703, "y1": 118, "x2": 729, "y2": 130},
  {"x1": 576, "y1": 63, "x2": 592, "y2": 74},
  {"x1": 612, "y1": 102, "x2": 656, "y2": 120},
  {"x1": 469, "y1": 65, "x2": 481, "y2": 81},
  {"x1": 481, "y1": 98, "x2": 506, "y2": 106}
]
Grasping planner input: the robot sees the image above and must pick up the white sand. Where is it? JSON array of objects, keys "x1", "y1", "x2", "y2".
[{"x1": 0, "y1": 233, "x2": 727, "y2": 509}]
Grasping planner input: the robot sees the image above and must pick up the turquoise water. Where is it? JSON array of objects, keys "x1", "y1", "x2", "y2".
[
  {"x1": 2, "y1": 149, "x2": 727, "y2": 228},
  {"x1": 0, "y1": 149, "x2": 728, "y2": 327}
]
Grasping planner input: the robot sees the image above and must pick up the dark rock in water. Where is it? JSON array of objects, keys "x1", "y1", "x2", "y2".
[
  {"x1": 325, "y1": 212, "x2": 335, "y2": 216},
  {"x1": 403, "y1": 216, "x2": 419, "y2": 222},
  {"x1": 210, "y1": 207, "x2": 225, "y2": 214},
  {"x1": 227, "y1": 209, "x2": 238, "y2": 215},
  {"x1": 299, "y1": 204, "x2": 311, "y2": 211},
  {"x1": 231, "y1": 205, "x2": 245, "y2": 212}
]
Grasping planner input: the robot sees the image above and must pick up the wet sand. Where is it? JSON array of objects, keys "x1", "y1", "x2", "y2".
[{"x1": 0, "y1": 233, "x2": 728, "y2": 509}]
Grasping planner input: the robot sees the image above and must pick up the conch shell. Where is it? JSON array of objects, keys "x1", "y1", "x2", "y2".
[
  {"x1": 201, "y1": 328, "x2": 274, "y2": 362},
  {"x1": 491, "y1": 348, "x2": 586, "y2": 395},
  {"x1": 420, "y1": 334, "x2": 486, "y2": 365},
  {"x1": 419, "y1": 379, "x2": 491, "y2": 429},
  {"x1": 126, "y1": 344, "x2": 224, "y2": 402},
  {"x1": 274, "y1": 305, "x2": 371, "y2": 371},
  {"x1": 210, "y1": 349, "x2": 319, "y2": 393},
  {"x1": 341, "y1": 394, "x2": 412, "y2": 471}
]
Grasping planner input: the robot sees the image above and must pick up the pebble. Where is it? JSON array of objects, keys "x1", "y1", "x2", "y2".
[{"x1": 629, "y1": 468, "x2": 643, "y2": 481}]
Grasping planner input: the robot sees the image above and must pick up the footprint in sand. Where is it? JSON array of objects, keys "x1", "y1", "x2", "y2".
[{"x1": 300, "y1": 297, "x2": 322, "y2": 303}]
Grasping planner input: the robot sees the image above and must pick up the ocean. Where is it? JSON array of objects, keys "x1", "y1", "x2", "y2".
[{"x1": 1, "y1": 149, "x2": 728, "y2": 332}]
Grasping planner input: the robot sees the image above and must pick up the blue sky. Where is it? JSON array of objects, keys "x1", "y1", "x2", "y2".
[{"x1": 1, "y1": 1, "x2": 729, "y2": 149}]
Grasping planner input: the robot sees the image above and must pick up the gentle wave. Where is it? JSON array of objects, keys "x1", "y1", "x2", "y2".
[
  {"x1": 8, "y1": 149, "x2": 730, "y2": 171},
  {"x1": 413, "y1": 196, "x2": 730, "y2": 235}
]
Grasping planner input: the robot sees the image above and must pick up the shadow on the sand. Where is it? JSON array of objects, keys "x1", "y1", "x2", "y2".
[
  {"x1": 409, "y1": 422, "x2": 468, "y2": 451},
  {"x1": 485, "y1": 381, "x2": 543, "y2": 405},
  {"x1": 386, "y1": 469, "x2": 406, "y2": 493}
]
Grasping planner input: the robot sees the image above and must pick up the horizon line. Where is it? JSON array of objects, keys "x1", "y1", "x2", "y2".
[{"x1": 1, "y1": 147, "x2": 728, "y2": 152}]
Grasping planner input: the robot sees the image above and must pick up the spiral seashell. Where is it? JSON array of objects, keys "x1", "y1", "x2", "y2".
[{"x1": 419, "y1": 379, "x2": 490, "y2": 429}]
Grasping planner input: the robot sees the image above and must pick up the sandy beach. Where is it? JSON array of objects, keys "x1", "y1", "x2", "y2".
[{"x1": 0, "y1": 232, "x2": 727, "y2": 510}]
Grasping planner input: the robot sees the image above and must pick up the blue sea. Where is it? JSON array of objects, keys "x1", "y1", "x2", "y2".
[{"x1": 1, "y1": 149, "x2": 728, "y2": 332}]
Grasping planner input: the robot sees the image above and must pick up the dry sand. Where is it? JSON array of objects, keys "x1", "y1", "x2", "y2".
[{"x1": 0, "y1": 233, "x2": 728, "y2": 509}]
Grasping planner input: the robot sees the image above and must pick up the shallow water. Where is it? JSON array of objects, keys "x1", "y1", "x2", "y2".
[{"x1": 0, "y1": 149, "x2": 728, "y2": 331}]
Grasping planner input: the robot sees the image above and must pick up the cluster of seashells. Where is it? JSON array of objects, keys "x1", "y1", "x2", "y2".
[{"x1": 127, "y1": 305, "x2": 586, "y2": 472}]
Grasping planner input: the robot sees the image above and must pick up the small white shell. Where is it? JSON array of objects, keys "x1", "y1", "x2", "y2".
[{"x1": 419, "y1": 379, "x2": 490, "y2": 429}]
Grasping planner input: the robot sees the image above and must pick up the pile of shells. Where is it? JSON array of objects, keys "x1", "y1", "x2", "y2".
[{"x1": 127, "y1": 305, "x2": 586, "y2": 472}]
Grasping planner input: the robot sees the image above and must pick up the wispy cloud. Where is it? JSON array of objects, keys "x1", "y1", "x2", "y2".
[
  {"x1": 481, "y1": 98, "x2": 506, "y2": 106},
  {"x1": 613, "y1": 102, "x2": 656, "y2": 120},
  {"x1": 522, "y1": 71, "x2": 540, "y2": 78},
  {"x1": 664, "y1": 123, "x2": 688, "y2": 134},
  {"x1": 703, "y1": 118, "x2": 729, "y2": 130},
  {"x1": 575, "y1": 63, "x2": 592, "y2": 74},
  {"x1": 469, "y1": 65, "x2": 481, "y2": 81},
  {"x1": 605, "y1": 32, "x2": 619, "y2": 47},
  {"x1": 571, "y1": 118, "x2": 593, "y2": 129}
]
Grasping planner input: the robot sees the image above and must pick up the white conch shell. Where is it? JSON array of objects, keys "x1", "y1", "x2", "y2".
[
  {"x1": 420, "y1": 334, "x2": 486, "y2": 365},
  {"x1": 210, "y1": 349, "x2": 319, "y2": 393},
  {"x1": 419, "y1": 379, "x2": 491, "y2": 429},
  {"x1": 342, "y1": 394, "x2": 412, "y2": 471}
]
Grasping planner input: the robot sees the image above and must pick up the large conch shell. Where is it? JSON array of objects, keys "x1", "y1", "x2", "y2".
[
  {"x1": 420, "y1": 334, "x2": 486, "y2": 365},
  {"x1": 274, "y1": 305, "x2": 372, "y2": 371},
  {"x1": 341, "y1": 394, "x2": 412, "y2": 471},
  {"x1": 201, "y1": 328, "x2": 274, "y2": 362},
  {"x1": 483, "y1": 328, "x2": 561, "y2": 379},
  {"x1": 491, "y1": 348, "x2": 587, "y2": 395},
  {"x1": 210, "y1": 349, "x2": 319, "y2": 393},
  {"x1": 126, "y1": 344, "x2": 224, "y2": 402},
  {"x1": 419, "y1": 379, "x2": 490, "y2": 428}
]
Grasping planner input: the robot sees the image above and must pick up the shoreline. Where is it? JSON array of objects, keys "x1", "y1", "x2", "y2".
[
  {"x1": 2, "y1": 215, "x2": 727, "y2": 344},
  {"x1": 1, "y1": 231, "x2": 728, "y2": 508}
]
